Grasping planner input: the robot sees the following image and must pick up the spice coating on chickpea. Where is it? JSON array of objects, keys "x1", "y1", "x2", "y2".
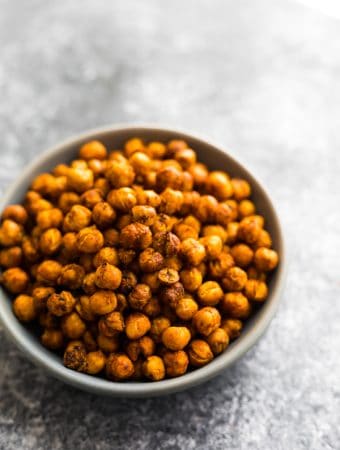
[{"x1": 0, "y1": 136, "x2": 279, "y2": 382}]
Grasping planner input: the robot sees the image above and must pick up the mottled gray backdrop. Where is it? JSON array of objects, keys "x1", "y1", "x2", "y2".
[{"x1": 0, "y1": 0, "x2": 339, "y2": 449}]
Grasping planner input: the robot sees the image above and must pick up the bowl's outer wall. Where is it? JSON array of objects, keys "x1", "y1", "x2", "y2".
[{"x1": 0, "y1": 126, "x2": 285, "y2": 397}]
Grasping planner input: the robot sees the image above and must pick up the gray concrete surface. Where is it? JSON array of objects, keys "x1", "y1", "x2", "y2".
[{"x1": 0, "y1": 0, "x2": 339, "y2": 449}]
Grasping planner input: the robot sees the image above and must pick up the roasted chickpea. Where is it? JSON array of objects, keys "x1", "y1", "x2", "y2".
[
  {"x1": 86, "y1": 350, "x2": 106, "y2": 375},
  {"x1": 208, "y1": 253, "x2": 235, "y2": 278},
  {"x1": 76, "y1": 227, "x2": 104, "y2": 254},
  {"x1": 39, "y1": 228, "x2": 62, "y2": 255},
  {"x1": 63, "y1": 205, "x2": 92, "y2": 232},
  {"x1": 76, "y1": 295, "x2": 96, "y2": 321},
  {"x1": 188, "y1": 162, "x2": 209, "y2": 187},
  {"x1": 174, "y1": 222, "x2": 198, "y2": 241},
  {"x1": 195, "y1": 195, "x2": 218, "y2": 223},
  {"x1": 80, "y1": 189, "x2": 103, "y2": 209},
  {"x1": 46, "y1": 290, "x2": 76, "y2": 317},
  {"x1": 149, "y1": 316, "x2": 171, "y2": 342},
  {"x1": 117, "y1": 249, "x2": 136, "y2": 266},
  {"x1": 128, "y1": 284, "x2": 152, "y2": 310},
  {"x1": 166, "y1": 139, "x2": 188, "y2": 156},
  {"x1": 199, "y1": 235, "x2": 223, "y2": 260},
  {"x1": 139, "y1": 248, "x2": 164, "y2": 273},
  {"x1": 244, "y1": 279, "x2": 268, "y2": 302},
  {"x1": 254, "y1": 229, "x2": 272, "y2": 249},
  {"x1": 61, "y1": 312, "x2": 86, "y2": 339},
  {"x1": 94, "y1": 177, "x2": 110, "y2": 196},
  {"x1": 41, "y1": 329, "x2": 64, "y2": 350},
  {"x1": 63, "y1": 341, "x2": 88, "y2": 372},
  {"x1": 173, "y1": 148, "x2": 196, "y2": 169},
  {"x1": 179, "y1": 191, "x2": 200, "y2": 215},
  {"x1": 231, "y1": 178, "x2": 251, "y2": 200},
  {"x1": 120, "y1": 223, "x2": 152, "y2": 249},
  {"x1": 237, "y1": 217, "x2": 262, "y2": 245},
  {"x1": 99, "y1": 311, "x2": 125, "y2": 337},
  {"x1": 188, "y1": 340, "x2": 213, "y2": 367},
  {"x1": 214, "y1": 202, "x2": 234, "y2": 227},
  {"x1": 238, "y1": 199, "x2": 255, "y2": 218},
  {"x1": 36, "y1": 260, "x2": 62, "y2": 285},
  {"x1": 161, "y1": 281, "x2": 185, "y2": 308},
  {"x1": 179, "y1": 267, "x2": 202, "y2": 292},
  {"x1": 225, "y1": 199, "x2": 239, "y2": 221},
  {"x1": 142, "y1": 296, "x2": 161, "y2": 317},
  {"x1": 157, "y1": 268, "x2": 179, "y2": 285},
  {"x1": 131, "y1": 205, "x2": 157, "y2": 226},
  {"x1": 124, "y1": 138, "x2": 145, "y2": 156},
  {"x1": 79, "y1": 140, "x2": 107, "y2": 160},
  {"x1": 126, "y1": 336, "x2": 155, "y2": 361},
  {"x1": 222, "y1": 266, "x2": 248, "y2": 291},
  {"x1": 142, "y1": 356, "x2": 165, "y2": 381},
  {"x1": 202, "y1": 225, "x2": 228, "y2": 244},
  {"x1": 31, "y1": 286, "x2": 54, "y2": 311},
  {"x1": 221, "y1": 318, "x2": 243, "y2": 340},
  {"x1": 13, "y1": 295, "x2": 36, "y2": 322},
  {"x1": 106, "y1": 161, "x2": 135, "y2": 188},
  {"x1": 247, "y1": 266, "x2": 267, "y2": 281},
  {"x1": 207, "y1": 328, "x2": 229, "y2": 355},
  {"x1": 116, "y1": 214, "x2": 132, "y2": 230},
  {"x1": 163, "y1": 255, "x2": 183, "y2": 272},
  {"x1": 103, "y1": 228, "x2": 120, "y2": 247},
  {"x1": 162, "y1": 326, "x2": 191, "y2": 351},
  {"x1": 230, "y1": 244, "x2": 254, "y2": 268},
  {"x1": 180, "y1": 238, "x2": 206, "y2": 266},
  {"x1": 82, "y1": 330, "x2": 98, "y2": 351},
  {"x1": 31, "y1": 173, "x2": 67, "y2": 198},
  {"x1": 147, "y1": 141, "x2": 166, "y2": 159},
  {"x1": 97, "y1": 334, "x2": 119, "y2": 353},
  {"x1": 163, "y1": 350, "x2": 189, "y2": 377},
  {"x1": 93, "y1": 247, "x2": 119, "y2": 268},
  {"x1": 141, "y1": 272, "x2": 161, "y2": 293},
  {"x1": 175, "y1": 297, "x2": 198, "y2": 321},
  {"x1": 206, "y1": 171, "x2": 233, "y2": 200},
  {"x1": 152, "y1": 231, "x2": 180, "y2": 257},
  {"x1": 66, "y1": 167, "x2": 93, "y2": 193},
  {"x1": 58, "y1": 264, "x2": 85, "y2": 289},
  {"x1": 159, "y1": 188, "x2": 183, "y2": 215},
  {"x1": 0, "y1": 220, "x2": 24, "y2": 247},
  {"x1": 254, "y1": 248, "x2": 279, "y2": 272},
  {"x1": 156, "y1": 167, "x2": 183, "y2": 192},
  {"x1": 129, "y1": 151, "x2": 151, "y2": 176},
  {"x1": 1, "y1": 204, "x2": 28, "y2": 224},
  {"x1": 125, "y1": 313, "x2": 151, "y2": 340},
  {"x1": 221, "y1": 292, "x2": 251, "y2": 318},
  {"x1": 197, "y1": 281, "x2": 223, "y2": 306},
  {"x1": 0, "y1": 247, "x2": 22, "y2": 268},
  {"x1": 192, "y1": 307, "x2": 221, "y2": 336},
  {"x1": 89, "y1": 290, "x2": 117, "y2": 315},
  {"x1": 106, "y1": 353, "x2": 134, "y2": 380},
  {"x1": 1, "y1": 267, "x2": 29, "y2": 294}
]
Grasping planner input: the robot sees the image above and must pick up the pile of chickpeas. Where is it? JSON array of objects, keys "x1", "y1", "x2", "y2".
[{"x1": 0, "y1": 138, "x2": 279, "y2": 381}]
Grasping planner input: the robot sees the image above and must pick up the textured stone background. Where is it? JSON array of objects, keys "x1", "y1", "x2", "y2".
[{"x1": 0, "y1": 0, "x2": 339, "y2": 449}]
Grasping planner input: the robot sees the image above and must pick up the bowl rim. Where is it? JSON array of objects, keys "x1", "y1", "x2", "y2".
[{"x1": 0, "y1": 123, "x2": 286, "y2": 397}]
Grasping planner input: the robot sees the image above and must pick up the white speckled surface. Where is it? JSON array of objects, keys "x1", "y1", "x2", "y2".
[{"x1": 0, "y1": 0, "x2": 339, "y2": 449}]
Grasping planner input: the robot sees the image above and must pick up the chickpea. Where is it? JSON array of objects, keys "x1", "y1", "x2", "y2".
[
  {"x1": 0, "y1": 220, "x2": 23, "y2": 247},
  {"x1": 161, "y1": 281, "x2": 185, "y2": 308},
  {"x1": 152, "y1": 213, "x2": 177, "y2": 234},
  {"x1": 97, "y1": 334, "x2": 119, "y2": 353},
  {"x1": 139, "y1": 248, "x2": 164, "y2": 273},
  {"x1": 162, "y1": 326, "x2": 191, "y2": 351},
  {"x1": 173, "y1": 148, "x2": 196, "y2": 169},
  {"x1": 239, "y1": 199, "x2": 255, "y2": 218},
  {"x1": 88, "y1": 159, "x2": 106, "y2": 177},
  {"x1": 106, "y1": 353, "x2": 134, "y2": 380},
  {"x1": 94, "y1": 177, "x2": 110, "y2": 196},
  {"x1": 197, "y1": 281, "x2": 223, "y2": 306},
  {"x1": 158, "y1": 268, "x2": 179, "y2": 285},
  {"x1": 76, "y1": 295, "x2": 96, "y2": 321},
  {"x1": 175, "y1": 297, "x2": 198, "y2": 321},
  {"x1": 128, "y1": 283, "x2": 152, "y2": 310},
  {"x1": 188, "y1": 162, "x2": 209, "y2": 187},
  {"x1": 80, "y1": 189, "x2": 103, "y2": 209},
  {"x1": 180, "y1": 238, "x2": 206, "y2": 266},
  {"x1": 107, "y1": 187, "x2": 137, "y2": 213},
  {"x1": 76, "y1": 227, "x2": 104, "y2": 254},
  {"x1": 244, "y1": 279, "x2": 268, "y2": 302},
  {"x1": 199, "y1": 235, "x2": 223, "y2": 260},
  {"x1": 208, "y1": 253, "x2": 235, "y2": 278},
  {"x1": 150, "y1": 316, "x2": 171, "y2": 343},
  {"x1": 137, "y1": 189, "x2": 161, "y2": 208},
  {"x1": 13, "y1": 295, "x2": 36, "y2": 322},
  {"x1": 86, "y1": 350, "x2": 106, "y2": 375},
  {"x1": 195, "y1": 195, "x2": 218, "y2": 223},
  {"x1": 99, "y1": 311, "x2": 125, "y2": 336},
  {"x1": 143, "y1": 296, "x2": 161, "y2": 317},
  {"x1": 126, "y1": 336, "x2": 155, "y2": 361},
  {"x1": 222, "y1": 266, "x2": 248, "y2": 291},
  {"x1": 152, "y1": 231, "x2": 180, "y2": 257},
  {"x1": 166, "y1": 139, "x2": 188, "y2": 156},
  {"x1": 230, "y1": 244, "x2": 254, "y2": 268},
  {"x1": 163, "y1": 255, "x2": 183, "y2": 272},
  {"x1": 2, "y1": 204, "x2": 28, "y2": 224},
  {"x1": 202, "y1": 224, "x2": 228, "y2": 244},
  {"x1": 58, "y1": 264, "x2": 85, "y2": 289},
  {"x1": 179, "y1": 191, "x2": 200, "y2": 215},
  {"x1": 0, "y1": 246, "x2": 22, "y2": 268},
  {"x1": 180, "y1": 267, "x2": 202, "y2": 292},
  {"x1": 63, "y1": 205, "x2": 92, "y2": 232},
  {"x1": 21, "y1": 236, "x2": 40, "y2": 263},
  {"x1": 83, "y1": 330, "x2": 98, "y2": 351},
  {"x1": 117, "y1": 270, "x2": 137, "y2": 296},
  {"x1": 237, "y1": 217, "x2": 262, "y2": 245},
  {"x1": 174, "y1": 223, "x2": 198, "y2": 241},
  {"x1": 156, "y1": 167, "x2": 183, "y2": 192},
  {"x1": 66, "y1": 167, "x2": 93, "y2": 193},
  {"x1": 162, "y1": 350, "x2": 188, "y2": 377},
  {"x1": 141, "y1": 272, "x2": 161, "y2": 293},
  {"x1": 207, "y1": 328, "x2": 229, "y2": 355},
  {"x1": 1, "y1": 267, "x2": 29, "y2": 294},
  {"x1": 131, "y1": 205, "x2": 156, "y2": 226},
  {"x1": 247, "y1": 266, "x2": 267, "y2": 281},
  {"x1": 221, "y1": 292, "x2": 251, "y2": 319},
  {"x1": 221, "y1": 318, "x2": 243, "y2": 340},
  {"x1": 31, "y1": 173, "x2": 67, "y2": 198},
  {"x1": 254, "y1": 229, "x2": 272, "y2": 249},
  {"x1": 206, "y1": 171, "x2": 233, "y2": 200},
  {"x1": 36, "y1": 208, "x2": 64, "y2": 231},
  {"x1": 215, "y1": 202, "x2": 234, "y2": 227},
  {"x1": 116, "y1": 214, "x2": 132, "y2": 230},
  {"x1": 39, "y1": 311, "x2": 59, "y2": 329},
  {"x1": 103, "y1": 228, "x2": 120, "y2": 247},
  {"x1": 254, "y1": 248, "x2": 279, "y2": 272},
  {"x1": 63, "y1": 341, "x2": 88, "y2": 372},
  {"x1": 117, "y1": 249, "x2": 136, "y2": 266},
  {"x1": 225, "y1": 199, "x2": 239, "y2": 221},
  {"x1": 39, "y1": 228, "x2": 62, "y2": 255},
  {"x1": 147, "y1": 141, "x2": 166, "y2": 159},
  {"x1": 41, "y1": 329, "x2": 64, "y2": 350},
  {"x1": 89, "y1": 290, "x2": 117, "y2": 315},
  {"x1": 30, "y1": 286, "x2": 53, "y2": 311},
  {"x1": 79, "y1": 140, "x2": 107, "y2": 160},
  {"x1": 125, "y1": 313, "x2": 151, "y2": 340},
  {"x1": 93, "y1": 263, "x2": 121, "y2": 292},
  {"x1": 129, "y1": 151, "x2": 151, "y2": 176},
  {"x1": 116, "y1": 293, "x2": 128, "y2": 313},
  {"x1": 61, "y1": 312, "x2": 86, "y2": 339},
  {"x1": 46, "y1": 291, "x2": 75, "y2": 316},
  {"x1": 192, "y1": 307, "x2": 221, "y2": 336},
  {"x1": 231, "y1": 178, "x2": 251, "y2": 200},
  {"x1": 36, "y1": 260, "x2": 62, "y2": 285},
  {"x1": 109, "y1": 151, "x2": 127, "y2": 163},
  {"x1": 124, "y1": 138, "x2": 145, "y2": 156},
  {"x1": 93, "y1": 247, "x2": 119, "y2": 268},
  {"x1": 106, "y1": 161, "x2": 135, "y2": 188},
  {"x1": 188, "y1": 340, "x2": 213, "y2": 367},
  {"x1": 142, "y1": 356, "x2": 165, "y2": 381},
  {"x1": 159, "y1": 188, "x2": 183, "y2": 215},
  {"x1": 120, "y1": 223, "x2": 152, "y2": 249}
]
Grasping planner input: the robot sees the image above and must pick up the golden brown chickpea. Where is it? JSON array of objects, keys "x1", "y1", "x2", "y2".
[
  {"x1": 0, "y1": 220, "x2": 23, "y2": 247},
  {"x1": 247, "y1": 266, "x2": 267, "y2": 281},
  {"x1": 141, "y1": 272, "x2": 161, "y2": 293},
  {"x1": 76, "y1": 295, "x2": 96, "y2": 321},
  {"x1": 231, "y1": 178, "x2": 251, "y2": 200},
  {"x1": 116, "y1": 293, "x2": 128, "y2": 313},
  {"x1": 63, "y1": 341, "x2": 88, "y2": 372},
  {"x1": 147, "y1": 141, "x2": 166, "y2": 159},
  {"x1": 129, "y1": 151, "x2": 151, "y2": 176},
  {"x1": 39, "y1": 311, "x2": 59, "y2": 329},
  {"x1": 128, "y1": 283, "x2": 152, "y2": 310},
  {"x1": 155, "y1": 167, "x2": 183, "y2": 192},
  {"x1": 93, "y1": 247, "x2": 119, "y2": 268},
  {"x1": 214, "y1": 202, "x2": 234, "y2": 227},
  {"x1": 47, "y1": 291, "x2": 76, "y2": 316},
  {"x1": 206, "y1": 171, "x2": 233, "y2": 200},
  {"x1": 163, "y1": 350, "x2": 189, "y2": 377},
  {"x1": 139, "y1": 248, "x2": 164, "y2": 273},
  {"x1": 31, "y1": 286, "x2": 54, "y2": 311},
  {"x1": 83, "y1": 330, "x2": 98, "y2": 351},
  {"x1": 118, "y1": 270, "x2": 137, "y2": 295},
  {"x1": 107, "y1": 187, "x2": 137, "y2": 213},
  {"x1": 124, "y1": 138, "x2": 145, "y2": 157},
  {"x1": 244, "y1": 279, "x2": 268, "y2": 302},
  {"x1": 80, "y1": 189, "x2": 103, "y2": 209},
  {"x1": 86, "y1": 350, "x2": 106, "y2": 375},
  {"x1": 197, "y1": 281, "x2": 224, "y2": 306},
  {"x1": 61, "y1": 232, "x2": 78, "y2": 256},
  {"x1": 179, "y1": 191, "x2": 200, "y2": 215},
  {"x1": 150, "y1": 316, "x2": 171, "y2": 342},
  {"x1": 71, "y1": 159, "x2": 88, "y2": 170},
  {"x1": 163, "y1": 255, "x2": 183, "y2": 272},
  {"x1": 120, "y1": 223, "x2": 152, "y2": 249},
  {"x1": 95, "y1": 263, "x2": 122, "y2": 290},
  {"x1": 94, "y1": 177, "x2": 110, "y2": 196},
  {"x1": 36, "y1": 260, "x2": 62, "y2": 285},
  {"x1": 1, "y1": 267, "x2": 29, "y2": 294},
  {"x1": 158, "y1": 268, "x2": 179, "y2": 285},
  {"x1": 237, "y1": 217, "x2": 262, "y2": 245},
  {"x1": 221, "y1": 292, "x2": 251, "y2": 318},
  {"x1": 175, "y1": 297, "x2": 198, "y2": 321},
  {"x1": 106, "y1": 353, "x2": 134, "y2": 380},
  {"x1": 224, "y1": 222, "x2": 238, "y2": 245},
  {"x1": 77, "y1": 227, "x2": 104, "y2": 253},
  {"x1": 162, "y1": 326, "x2": 191, "y2": 351},
  {"x1": 188, "y1": 340, "x2": 213, "y2": 367},
  {"x1": 39, "y1": 228, "x2": 62, "y2": 255},
  {"x1": 137, "y1": 189, "x2": 161, "y2": 208},
  {"x1": 188, "y1": 162, "x2": 209, "y2": 187},
  {"x1": 66, "y1": 167, "x2": 94, "y2": 193},
  {"x1": 173, "y1": 223, "x2": 198, "y2": 241},
  {"x1": 159, "y1": 188, "x2": 183, "y2": 215},
  {"x1": 87, "y1": 159, "x2": 106, "y2": 177},
  {"x1": 58, "y1": 264, "x2": 85, "y2": 289},
  {"x1": 230, "y1": 244, "x2": 254, "y2": 268},
  {"x1": 101, "y1": 228, "x2": 118, "y2": 248},
  {"x1": 21, "y1": 236, "x2": 40, "y2": 263},
  {"x1": 174, "y1": 148, "x2": 197, "y2": 169},
  {"x1": 166, "y1": 139, "x2": 188, "y2": 156},
  {"x1": 41, "y1": 329, "x2": 64, "y2": 350},
  {"x1": 131, "y1": 205, "x2": 157, "y2": 226},
  {"x1": 253, "y1": 229, "x2": 272, "y2": 249},
  {"x1": 222, "y1": 266, "x2": 248, "y2": 291},
  {"x1": 109, "y1": 150, "x2": 127, "y2": 163},
  {"x1": 89, "y1": 290, "x2": 117, "y2": 315},
  {"x1": 221, "y1": 318, "x2": 243, "y2": 340},
  {"x1": 202, "y1": 225, "x2": 228, "y2": 244},
  {"x1": 195, "y1": 195, "x2": 218, "y2": 223},
  {"x1": 61, "y1": 312, "x2": 86, "y2": 339},
  {"x1": 160, "y1": 281, "x2": 185, "y2": 308},
  {"x1": 106, "y1": 161, "x2": 135, "y2": 188},
  {"x1": 117, "y1": 249, "x2": 136, "y2": 266},
  {"x1": 29, "y1": 198, "x2": 54, "y2": 216},
  {"x1": 180, "y1": 238, "x2": 206, "y2": 266},
  {"x1": 13, "y1": 295, "x2": 36, "y2": 322},
  {"x1": 152, "y1": 231, "x2": 180, "y2": 257},
  {"x1": 192, "y1": 307, "x2": 221, "y2": 336},
  {"x1": 99, "y1": 311, "x2": 125, "y2": 336},
  {"x1": 37, "y1": 208, "x2": 64, "y2": 230},
  {"x1": 180, "y1": 171, "x2": 194, "y2": 192},
  {"x1": 142, "y1": 356, "x2": 165, "y2": 381},
  {"x1": 180, "y1": 267, "x2": 203, "y2": 292},
  {"x1": 79, "y1": 140, "x2": 107, "y2": 160},
  {"x1": 53, "y1": 163, "x2": 69, "y2": 177},
  {"x1": 0, "y1": 247, "x2": 22, "y2": 268},
  {"x1": 125, "y1": 313, "x2": 151, "y2": 340},
  {"x1": 199, "y1": 235, "x2": 223, "y2": 260},
  {"x1": 207, "y1": 328, "x2": 229, "y2": 355},
  {"x1": 254, "y1": 247, "x2": 279, "y2": 272},
  {"x1": 2, "y1": 205, "x2": 28, "y2": 224},
  {"x1": 238, "y1": 199, "x2": 255, "y2": 218},
  {"x1": 151, "y1": 213, "x2": 177, "y2": 234},
  {"x1": 225, "y1": 199, "x2": 239, "y2": 221},
  {"x1": 116, "y1": 214, "x2": 132, "y2": 230},
  {"x1": 31, "y1": 173, "x2": 67, "y2": 198},
  {"x1": 97, "y1": 334, "x2": 119, "y2": 353},
  {"x1": 126, "y1": 336, "x2": 155, "y2": 361},
  {"x1": 142, "y1": 296, "x2": 161, "y2": 317},
  {"x1": 63, "y1": 205, "x2": 92, "y2": 232},
  {"x1": 208, "y1": 253, "x2": 235, "y2": 279}
]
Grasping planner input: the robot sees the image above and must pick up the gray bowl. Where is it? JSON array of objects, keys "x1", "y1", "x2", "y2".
[{"x1": 0, "y1": 124, "x2": 286, "y2": 397}]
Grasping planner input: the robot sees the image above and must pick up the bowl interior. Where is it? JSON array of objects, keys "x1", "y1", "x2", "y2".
[{"x1": 0, "y1": 126, "x2": 285, "y2": 397}]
